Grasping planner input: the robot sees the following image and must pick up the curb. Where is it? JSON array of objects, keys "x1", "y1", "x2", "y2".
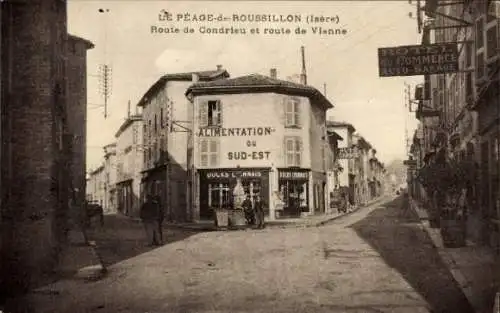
[{"x1": 409, "y1": 199, "x2": 476, "y2": 312}]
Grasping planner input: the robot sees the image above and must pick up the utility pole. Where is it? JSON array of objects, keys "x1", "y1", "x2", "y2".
[{"x1": 98, "y1": 8, "x2": 112, "y2": 119}]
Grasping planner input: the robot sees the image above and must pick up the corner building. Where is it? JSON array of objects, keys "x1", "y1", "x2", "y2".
[{"x1": 186, "y1": 71, "x2": 333, "y2": 221}]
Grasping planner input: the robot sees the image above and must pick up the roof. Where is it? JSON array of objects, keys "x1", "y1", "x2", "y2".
[
  {"x1": 185, "y1": 74, "x2": 334, "y2": 110},
  {"x1": 353, "y1": 134, "x2": 372, "y2": 149},
  {"x1": 89, "y1": 165, "x2": 105, "y2": 176},
  {"x1": 326, "y1": 120, "x2": 356, "y2": 133},
  {"x1": 137, "y1": 69, "x2": 230, "y2": 107},
  {"x1": 68, "y1": 34, "x2": 95, "y2": 49},
  {"x1": 327, "y1": 129, "x2": 343, "y2": 141},
  {"x1": 115, "y1": 114, "x2": 143, "y2": 138}
]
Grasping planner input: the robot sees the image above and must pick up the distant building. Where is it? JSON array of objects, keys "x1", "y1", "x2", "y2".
[
  {"x1": 325, "y1": 128, "x2": 343, "y2": 213},
  {"x1": 137, "y1": 66, "x2": 229, "y2": 222},
  {"x1": 326, "y1": 120, "x2": 356, "y2": 203},
  {"x1": 115, "y1": 110, "x2": 144, "y2": 217},
  {"x1": 185, "y1": 68, "x2": 333, "y2": 221},
  {"x1": 352, "y1": 134, "x2": 372, "y2": 206},
  {"x1": 103, "y1": 143, "x2": 117, "y2": 214},
  {"x1": 86, "y1": 165, "x2": 106, "y2": 206}
]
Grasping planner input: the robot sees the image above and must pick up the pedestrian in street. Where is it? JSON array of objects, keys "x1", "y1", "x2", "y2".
[
  {"x1": 154, "y1": 195, "x2": 164, "y2": 245},
  {"x1": 140, "y1": 194, "x2": 161, "y2": 246},
  {"x1": 254, "y1": 195, "x2": 266, "y2": 229},
  {"x1": 242, "y1": 194, "x2": 255, "y2": 226}
]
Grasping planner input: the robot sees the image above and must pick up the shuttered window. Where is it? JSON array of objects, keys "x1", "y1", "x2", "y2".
[
  {"x1": 285, "y1": 97, "x2": 301, "y2": 127},
  {"x1": 200, "y1": 139, "x2": 219, "y2": 167},
  {"x1": 199, "y1": 100, "x2": 223, "y2": 127},
  {"x1": 284, "y1": 136, "x2": 302, "y2": 167}
]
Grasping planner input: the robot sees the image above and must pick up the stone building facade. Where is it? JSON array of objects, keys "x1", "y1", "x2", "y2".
[
  {"x1": 0, "y1": 0, "x2": 92, "y2": 298},
  {"x1": 186, "y1": 69, "x2": 333, "y2": 221},
  {"x1": 137, "y1": 66, "x2": 229, "y2": 222}
]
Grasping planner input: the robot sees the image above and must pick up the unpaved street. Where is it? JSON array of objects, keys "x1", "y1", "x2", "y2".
[{"x1": 8, "y1": 197, "x2": 473, "y2": 313}]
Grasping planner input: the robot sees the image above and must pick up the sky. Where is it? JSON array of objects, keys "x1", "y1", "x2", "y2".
[{"x1": 67, "y1": 0, "x2": 422, "y2": 171}]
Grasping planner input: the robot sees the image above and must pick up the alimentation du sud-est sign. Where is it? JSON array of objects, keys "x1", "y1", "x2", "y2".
[{"x1": 378, "y1": 43, "x2": 459, "y2": 77}]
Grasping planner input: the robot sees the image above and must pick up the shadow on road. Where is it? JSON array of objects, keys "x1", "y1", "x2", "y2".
[
  {"x1": 350, "y1": 196, "x2": 475, "y2": 313},
  {"x1": 55, "y1": 214, "x2": 200, "y2": 281}
]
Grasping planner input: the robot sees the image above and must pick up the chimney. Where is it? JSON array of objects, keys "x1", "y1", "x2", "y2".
[
  {"x1": 270, "y1": 68, "x2": 277, "y2": 79},
  {"x1": 192, "y1": 73, "x2": 199, "y2": 82},
  {"x1": 216, "y1": 64, "x2": 223, "y2": 71},
  {"x1": 300, "y1": 46, "x2": 307, "y2": 85}
]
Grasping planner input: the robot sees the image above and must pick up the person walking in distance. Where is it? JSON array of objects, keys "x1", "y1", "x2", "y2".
[
  {"x1": 254, "y1": 194, "x2": 266, "y2": 229},
  {"x1": 140, "y1": 194, "x2": 161, "y2": 246},
  {"x1": 154, "y1": 195, "x2": 164, "y2": 245}
]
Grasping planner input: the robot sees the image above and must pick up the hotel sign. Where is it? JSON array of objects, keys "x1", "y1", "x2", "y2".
[
  {"x1": 337, "y1": 147, "x2": 357, "y2": 159},
  {"x1": 378, "y1": 43, "x2": 459, "y2": 77}
]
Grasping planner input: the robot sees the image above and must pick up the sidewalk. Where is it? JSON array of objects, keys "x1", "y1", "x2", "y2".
[
  {"x1": 410, "y1": 198, "x2": 500, "y2": 313},
  {"x1": 131, "y1": 196, "x2": 390, "y2": 232}
]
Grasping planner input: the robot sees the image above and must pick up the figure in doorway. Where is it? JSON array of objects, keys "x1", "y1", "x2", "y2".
[
  {"x1": 242, "y1": 194, "x2": 255, "y2": 226},
  {"x1": 254, "y1": 194, "x2": 266, "y2": 229},
  {"x1": 140, "y1": 194, "x2": 161, "y2": 246}
]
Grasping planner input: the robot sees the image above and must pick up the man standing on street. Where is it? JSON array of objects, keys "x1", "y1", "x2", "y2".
[
  {"x1": 254, "y1": 195, "x2": 266, "y2": 229},
  {"x1": 140, "y1": 194, "x2": 161, "y2": 246}
]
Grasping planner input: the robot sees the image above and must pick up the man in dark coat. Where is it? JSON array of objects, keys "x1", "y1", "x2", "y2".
[
  {"x1": 254, "y1": 195, "x2": 266, "y2": 229},
  {"x1": 242, "y1": 194, "x2": 254, "y2": 225},
  {"x1": 140, "y1": 194, "x2": 161, "y2": 246}
]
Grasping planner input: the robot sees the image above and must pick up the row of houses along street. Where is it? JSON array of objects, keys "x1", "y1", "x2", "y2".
[{"x1": 86, "y1": 57, "x2": 388, "y2": 224}]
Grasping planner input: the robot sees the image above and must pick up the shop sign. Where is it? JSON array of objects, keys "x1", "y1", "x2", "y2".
[
  {"x1": 337, "y1": 147, "x2": 357, "y2": 159},
  {"x1": 197, "y1": 126, "x2": 275, "y2": 137},
  {"x1": 378, "y1": 43, "x2": 459, "y2": 77},
  {"x1": 202, "y1": 169, "x2": 265, "y2": 180},
  {"x1": 279, "y1": 170, "x2": 309, "y2": 180}
]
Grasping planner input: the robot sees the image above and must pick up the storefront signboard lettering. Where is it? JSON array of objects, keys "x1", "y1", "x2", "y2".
[
  {"x1": 204, "y1": 170, "x2": 264, "y2": 180},
  {"x1": 378, "y1": 43, "x2": 459, "y2": 77},
  {"x1": 198, "y1": 127, "x2": 275, "y2": 137},
  {"x1": 227, "y1": 151, "x2": 271, "y2": 160},
  {"x1": 279, "y1": 171, "x2": 308, "y2": 180}
]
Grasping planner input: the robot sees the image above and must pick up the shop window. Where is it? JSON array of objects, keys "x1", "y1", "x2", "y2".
[
  {"x1": 279, "y1": 180, "x2": 308, "y2": 215},
  {"x1": 284, "y1": 136, "x2": 302, "y2": 167},
  {"x1": 200, "y1": 139, "x2": 219, "y2": 167},
  {"x1": 208, "y1": 183, "x2": 231, "y2": 209},
  {"x1": 285, "y1": 97, "x2": 301, "y2": 127}
]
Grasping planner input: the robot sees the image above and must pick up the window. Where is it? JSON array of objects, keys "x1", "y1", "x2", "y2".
[
  {"x1": 486, "y1": 25, "x2": 498, "y2": 59},
  {"x1": 208, "y1": 183, "x2": 231, "y2": 209},
  {"x1": 148, "y1": 120, "x2": 152, "y2": 140},
  {"x1": 475, "y1": 17, "x2": 484, "y2": 49},
  {"x1": 200, "y1": 139, "x2": 219, "y2": 167},
  {"x1": 285, "y1": 136, "x2": 302, "y2": 167},
  {"x1": 154, "y1": 114, "x2": 158, "y2": 133},
  {"x1": 285, "y1": 97, "x2": 300, "y2": 127},
  {"x1": 476, "y1": 51, "x2": 485, "y2": 79},
  {"x1": 466, "y1": 41, "x2": 473, "y2": 68},
  {"x1": 199, "y1": 100, "x2": 222, "y2": 127},
  {"x1": 160, "y1": 108, "x2": 164, "y2": 128}
]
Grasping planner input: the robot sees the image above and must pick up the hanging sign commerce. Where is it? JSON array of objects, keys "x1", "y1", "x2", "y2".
[{"x1": 378, "y1": 43, "x2": 459, "y2": 77}]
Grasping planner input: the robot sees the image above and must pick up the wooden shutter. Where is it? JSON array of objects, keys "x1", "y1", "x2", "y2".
[
  {"x1": 284, "y1": 137, "x2": 293, "y2": 166},
  {"x1": 295, "y1": 137, "x2": 302, "y2": 167},
  {"x1": 285, "y1": 98, "x2": 293, "y2": 127},
  {"x1": 294, "y1": 98, "x2": 300, "y2": 127},
  {"x1": 199, "y1": 100, "x2": 208, "y2": 127},
  {"x1": 209, "y1": 140, "x2": 218, "y2": 167},
  {"x1": 217, "y1": 100, "x2": 223, "y2": 126},
  {"x1": 200, "y1": 139, "x2": 208, "y2": 167}
]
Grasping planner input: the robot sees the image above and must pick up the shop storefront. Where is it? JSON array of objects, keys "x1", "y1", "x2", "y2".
[
  {"x1": 198, "y1": 167, "x2": 270, "y2": 220},
  {"x1": 277, "y1": 168, "x2": 310, "y2": 217}
]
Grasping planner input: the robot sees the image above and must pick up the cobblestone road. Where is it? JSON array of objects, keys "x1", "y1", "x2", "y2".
[{"x1": 7, "y1": 197, "x2": 474, "y2": 313}]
